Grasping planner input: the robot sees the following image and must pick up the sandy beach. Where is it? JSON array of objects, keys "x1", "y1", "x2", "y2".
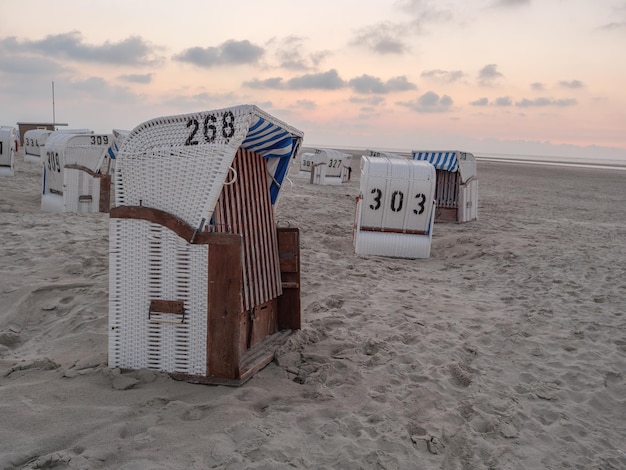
[{"x1": 1, "y1": 151, "x2": 625, "y2": 469}]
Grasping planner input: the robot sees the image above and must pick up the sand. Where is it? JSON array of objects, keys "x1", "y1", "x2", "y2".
[{"x1": 0, "y1": 152, "x2": 625, "y2": 469}]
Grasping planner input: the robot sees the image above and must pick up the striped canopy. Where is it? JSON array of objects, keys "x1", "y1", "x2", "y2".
[
  {"x1": 412, "y1": 151, "x2": 459, "y2": 172},
  {"x1": 241, "y1": 113, "x2": 300, "y2": 203}
]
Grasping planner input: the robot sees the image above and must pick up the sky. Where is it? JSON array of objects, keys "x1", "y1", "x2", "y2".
[{"x1": 1, "y1": 0, "x2": 625, "y2": 161}]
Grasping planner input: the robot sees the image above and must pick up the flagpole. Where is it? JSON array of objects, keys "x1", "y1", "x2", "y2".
[{"x1": 52, "y1": 81, "x2": 56, "y2": 130}]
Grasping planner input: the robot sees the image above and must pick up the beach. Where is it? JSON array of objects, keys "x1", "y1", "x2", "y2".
[{"x1": 1, "y1": 152, "x2": 625, "y2": 469}]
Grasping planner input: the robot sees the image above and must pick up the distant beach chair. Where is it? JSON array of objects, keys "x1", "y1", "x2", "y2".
[
  {"x1": 411, "y1": 150, "x2": 478, "y2": 223},
  {"x1": 108, "y1": 104, "x2": 304, "y2": 385},
  {"x1": 364, "y1": 149, "x2": 406, "y2": 159},
  {"x1": 40, "y1": 131, "x2": 116, "y2": 213},
  {"x1": 298, "y1": 151, "x2": 315, "y2": 176},
  {"x1": 306, "y1": 148, "x2": 352, "y2": 185},
  {"x1": 354, "y1": 154, "x2": 436, "y2": 259},
  {"x1": 0, "y1": 126, "x2": 17, "y2": 176},
  {"x1": 23, "y1": 129, "x2": 53, "y2": 165}
]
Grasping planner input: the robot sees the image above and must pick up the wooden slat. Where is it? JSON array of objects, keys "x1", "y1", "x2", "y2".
[
  {"x1": 206, "y1": 241, "x2": 243, "y2": 380},
  {"x1": 110, "y1": 205, "x2": 242, "y2": 246},
  {"x1": 99, "y1": 174, "x2": 111, "y2": 213},
  {"x1": 277, "y1": 227, "x2": 301, "y2": 331},
  {"x1": 212, "y1": 149, "x2": 281, "y2": 313},
  {"x1": 149, "y1": 299, "x2": 184, "y2": 315}
]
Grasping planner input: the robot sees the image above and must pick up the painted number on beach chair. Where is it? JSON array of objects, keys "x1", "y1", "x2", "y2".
[
  {"x1": 46, "y1": 151, "x2": 61, "y2": 173},
  {"x1": 184, "y1": 111, "x2": 236, "y2": 146},
  {"x1": 328, "y1": 159, "x2": 341, "y2": 168},
  {"x1": 90, "y1": 135, "x2": 109, "y2": 145},
  {"x1": 368, "y1": 188, "x2": 426, "y2": 215},
  {"x1": 0, "y1": 142, "x2": 2, "y2": 154}
]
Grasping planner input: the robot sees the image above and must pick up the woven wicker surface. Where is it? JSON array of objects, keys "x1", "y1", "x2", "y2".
[
  {"x1": 109, "y1": 218, "x2": 209, "y2": 375},
  {"x1": 115, "y1": 104, "x2": 303, "y2": 230}
]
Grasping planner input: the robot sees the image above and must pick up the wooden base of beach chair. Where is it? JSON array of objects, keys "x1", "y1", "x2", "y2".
[{"x1": 109, "y1": 207, "x2": 301, "y2": 386}]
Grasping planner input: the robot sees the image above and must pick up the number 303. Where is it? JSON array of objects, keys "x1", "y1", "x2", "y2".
[{"x1": 368, "y1": 188, "x2": 426, "y2": 215}]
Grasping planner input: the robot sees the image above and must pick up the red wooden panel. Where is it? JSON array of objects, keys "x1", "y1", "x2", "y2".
[{"x1": 212, "y1": 149, "x2": 282, "y2": 312}]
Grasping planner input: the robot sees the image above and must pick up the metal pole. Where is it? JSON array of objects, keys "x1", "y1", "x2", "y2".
[{"x1": 52, "y1": 81, "x2": 56, "y2": 130}]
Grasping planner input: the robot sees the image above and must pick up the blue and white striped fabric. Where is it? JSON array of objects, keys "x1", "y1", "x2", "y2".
[
  {"x1": 242, "y1": 115, "x2": 297, "y2": 203},
  {"x1": 412, "y1": 151, "x2": 459, "y2": 172}
]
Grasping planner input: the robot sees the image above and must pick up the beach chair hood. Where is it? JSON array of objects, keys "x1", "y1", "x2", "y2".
[
  {"x1": 412, "y1": 150, "x2": 476, "y2": 183},
  {"x1": 115, "y1": 105, "x2": 303, "y2": 231}
]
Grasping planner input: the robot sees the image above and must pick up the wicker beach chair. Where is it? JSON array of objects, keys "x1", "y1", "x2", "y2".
[
  {"x1": 40, "y1": 132, "x2": 115, "y2": 213},
  {"x1": 411, "y1": 150, "x2": 478, "y2": 223},
  {"x1": 354, "y1": 154, "x2": 436, "y2": 259},
  {"x1": 0, "y1": 126, "x2": 17, "y2": 176},
  {"x1": 108, "y1": 104, "x2": 304, "y2": 385},
  {"x1": 23, "y1": 129, "x2": 52, "y2": 165},
  {"x1": 307, "y1": 148, "x2": 352, "y2": 185}
]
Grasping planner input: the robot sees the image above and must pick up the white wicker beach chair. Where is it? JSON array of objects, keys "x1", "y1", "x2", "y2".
[
  {"x1": 41, "y1": 132, "x2": 115, "y2": 213},
  {"x1": 23, "y1": 129, "x2": 53, "y2": 165},
  {"x1": 308, "y1": 148, "x2": 352, "y2": 185},
  {"x1": 354, "y1": 155, "x2": 436, "y2": 259},
  {"x1": 0, "y1": 126, "x2": 17, "y2": 176},
  {"x1": 298, "y1": 152, "x2": 315, "y2": 176},
  {"x1": 365, "y1": 149, "x2": 407, "y2": 159},
  {"x1": 108, "y1": 104, "x2": 304, "y2": 385},
  {"x1": 411, "y1": 150, "x2": 478, "y2": 223}
]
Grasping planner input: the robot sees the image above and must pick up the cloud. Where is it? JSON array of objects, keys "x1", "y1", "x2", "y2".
[
  {"x1": 558, "y1": 79, "x2": 584, "y2": 89},
  {"x1": 470, "y1": 97, "x2": 489, "y2": 106},
  {"x1": 515, "y1": 97, "x2": 577, "y2": 107},
  {"x1": 174, "y1": 39, "x2": 264, "y2": 67},
  {"x1": 293, "y1": 100, "x2": 317, "y2": 110},
  {"x1": 398, "y1": 0, "x2": 454, "y2": 25},
  {"x1": 350, "y1": 2, "x2": 454, "y2": 55},
  {"x1": 478, "y1": 64, "x2": 503, "y2": 86},
  {"x1": 286, "y1": 69, "x2": 346, "y2": 90},
  {"x1": 349, "y1": 74, "x2": 417, "y2": 94},
  {"x1": 118, "y1": 73, "x2": 153, "y2": 84},
  {"x1": 598, "y1": 21, "x2": 626, "y2": 32},
  {"x1": 491, "y1": 0, "x2": 531, "y2": 7},
  {"x1": 398, "y1": 91, "x2": 454, "y2": 113},
  {"x1": 350, "y1": 23, "x2": 410, "y2": 54},
  {"x1": 271, "y1": 36, "x2": 330, "y2": 71},
  {"x1": 0, "y1": 32, "x2": 161, "y2": 66},
  {"x1": 244, "y1": 69, "x2": 346, "y2": 90},
  {"x1": 244, "y1": 77, "x2": 285, "y2": 89},
  {"x1": 0, "y1": 55, "x2": 67, "y2": 75},
  {"x1": 350, "y1": 96, "x2": 386, "y2": 106},
  {"x1": 531, "y1": 82, "x2": 545, "y2": 91},
  {"x1": 421, "y1": 69, "x2": 465, "y2": 83},
  {"x1": 469, "y1": 96, "x2": 512, "y2": 106},
  {"x1": 494, "y1": 96, "x2": 513, "y2": 106}
]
